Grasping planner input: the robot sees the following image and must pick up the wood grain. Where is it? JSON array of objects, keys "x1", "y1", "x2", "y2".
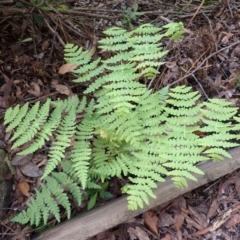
[{"x1": 32, "y1": 147, "x2": 240, "y2": 240}]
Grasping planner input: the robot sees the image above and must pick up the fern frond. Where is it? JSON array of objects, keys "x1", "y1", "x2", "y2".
[
  {"x1": 5, "y1": 103, "x2": 29, "y2": 132},
  {"x1": 201, "y1": 99, "x2": 237, "y2": 121},
  {"x1": 70, "y1": 140, "x2": 91, "y2": 189},
  {"x1": 9, "y1": 21, "x2": 240, "y2": 221},
  {"x1": 42, "y1": 106, "x2": 76, "y2": 178},
  {"x1": 10, "y1": 102, "x2": 40, "y2": 149},
  {"x1": 74, "y1": 64, "x2": 105, "y2": 83},
  {"x1": 12, "y1": 170, "x2": 81, "y2": 226},
  {"x1": 51, "y1": 171, "x2": 82, "y2": 205},
  {"x1": 168, "y1": 170, "x2": 197, "y2": 182},
  {"x1": 12, "y1": 100, "x2": 51, "y2": 142},
  {"x1": 103, "y1": 52, "x2": 133, "y2": 65},
  {"x1": 232, "y1": 116, "x2": 240, "y2": 134},
  {"x1": 64, "y1": 44, "x2": 92, "y2": 65},
  {"x1": 76, "y1": 96, "x2": 87, "y2": 113},
  {"x1": 203, "y1": 147, "x2": 232, "y2": 159},
  {"x1": 171, "y1": 177, "x2": 188, "y2": 188},
  {"x1": 131, "y1": 23, "x2": 162, "y2": 35},
  {"x1": 12, "y1": 179, "x2": 61, "y2": 226},
  {"x1": 162, "y1": 22, "x2": 184, "y2": 40},
  {"x1": 198, "y1": 133, "x2": 238, "y2": 148},
  {"x1": 102, "y1": 26, "x2": 128, "y2": 36},
  {"x1": 45, "y1": 176, "x2": 71, "y2": 219},
  {"x1": 72, "y1": 58, "x2": 101, "y2": 75},
  {"x1": 19, "y1": 103, "x2": 62, "y2": 155},
  {"x1": 11, "y1": 101, "x2": 51, "y2": 150},
  {"x1": 4, "y1": 104, "x2": 20, "y2": 125},
  {"x1": 122, "y1": 179, "x2": 157, "y2": 210}
]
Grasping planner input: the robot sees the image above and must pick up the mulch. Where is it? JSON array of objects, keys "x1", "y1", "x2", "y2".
[{"x1": 0, "y1": 0, "x2": 240, "y2": 239}]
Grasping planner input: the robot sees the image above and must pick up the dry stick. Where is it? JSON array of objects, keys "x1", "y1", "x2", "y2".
[
  {"x1": 180, "y1": 66, "x2": 209, "y2": 99},
  {"x1": 59, "y1": 10, "x2": 121, "y2": 20},
  {"x1": 71, "y1": 8, "x2": 178, "y2": 16},
  {"x1": 72, "y1": 7, "x2": 124, "y2": 13},
  {"x1": 45, "y1": 3, "x2": 86, "y2": 39},
  {"x1": 0, "y1": 0, "x2": 14, "y2": 3},
  {"x1": 187, "y1": 0, "x2": 205, "y2": 27},
  {"x1": 42, "y1": 15, "x2": 65, "y2": 47},
  {"x1": 149, "y1": 48, "x2": 208, "y2": 90},
  {"x1": 49, "y1": 23, "x2": 59, "y2": 58},
  {"x1": 170, "y1": 41, "x2": 240, "y2": 87},
  {"x1": 227, "y1": 0, "x2": 233, "y2": 18},
  {"x1": 201, "y1": 10, "x2": 217, "y2": 51},
  {"x1": 14, "y1": 0, "x2": 65, "y2": 47},
  {"x1": 0, "y1": 7, "x2": 28, "y2": 14}
]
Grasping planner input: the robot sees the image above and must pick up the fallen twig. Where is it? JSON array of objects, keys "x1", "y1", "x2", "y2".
[{"x1": 170, "y1": 41, "x2": 240, "y2": 87}]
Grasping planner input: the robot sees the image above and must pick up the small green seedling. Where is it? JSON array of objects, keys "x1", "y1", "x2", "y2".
[{"x1": 86, "y1": 182, "x2": 113, "y2": 210}]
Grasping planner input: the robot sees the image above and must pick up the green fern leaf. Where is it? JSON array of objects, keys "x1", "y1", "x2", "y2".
[
  {"x1": 6, "y1": 103, "x2": 29, "y2": 132},
  {"x1": 10, "y1": 102, "x2": 40, "y2": 149},
  {"x1": 42, "y1": 106, "x2": 76, "y2": 178},
  {"x1": 70, "y1": 140, "x2": 91, "y2": 189},
  {"x1": 9, "y1": 22, "x2": 240, "y2": 221},
  {"x1": 4, "y1": 104, "x2": 20, "y2": 125},
  {"x1": 19, "y1": 104, "x2": 62, "y2": 155}
]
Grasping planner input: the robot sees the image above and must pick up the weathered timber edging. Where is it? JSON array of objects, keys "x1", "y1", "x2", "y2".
[{"x1": 32, "y1": 147, "x2": 240, "y2": 240}]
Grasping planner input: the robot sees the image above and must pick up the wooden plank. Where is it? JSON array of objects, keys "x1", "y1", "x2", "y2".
[{"x1": 32, "y1": 147, "x2": 240, "y2": 240}]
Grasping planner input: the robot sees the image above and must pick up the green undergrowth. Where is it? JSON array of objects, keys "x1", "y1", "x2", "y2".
[{"x1": 4, "y1": 22, "x2": 240, "y2": 227}]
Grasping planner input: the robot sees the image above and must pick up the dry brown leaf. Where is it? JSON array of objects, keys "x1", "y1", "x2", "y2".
[
  {"x1": 160, "y1": 233, "x2": 172, "y2": 240},
  {"x1": 17, "y1": 225, "x2": 33, "y2": 239},
  {"x1": 52, "y1": 84, "x2": 72, "y2": 96},
  {"x1": 192, "y1": 226, "x2": 211, "y2": 236},
  {"x1": 158, "y1": 212, "x2": 175, "y2": 227},
  {"x1": 214, "y1": 22, "x2": 222, "y2": 31},
  {"x1": 0, "y1": 73, "x2": 13, "y2": 108},
  {"x1": 96, "y1": 231, "x2": 115, "y2": 240},
  {"x1": 218, "y1": 176, "x2": 236, "y2": 197},
  {"x1": 171, "y1": 196, "x2": 186, "y2": 213},
  {"x1": 144, "y1": 210, "x2": 159, "y2": 234},
  {"x1": 20, "y1": 162, "x2": 43, "y2": 177},
  {"x1": 0, "y1": 96, "x2": 10, "y2": 109},
  {"x1": 42, "y1": 39, "x2": 49, "y2": 51},
  {"x1": 33, "y1": 52, "x2": 45, "y2": 59},
  {"x1": 176, "y1": 229, "x2": 182, "y2": 240},
  {"x1": 51, "y1": 79, "x2": 59, "y2": 85},
  {"x1": 127, "y1": 226, "x2": 149, "y2": 240},
  {"x1": 233, "y1": 174, "x2": 240, "y2": 195},
  {"x1": 207, "y1": 198, "x2": 219, "y2": 219},
  {"x1": 188, "y1": 206, "x2": 207, "y2": 228},
  {"x1": 225, "y1": 213, "x2": 240, "y2": 228},
  {"x1": 174, "y1": 213, "x2": 184, "y2": 230},
  {"x1": 162, "y1": 71, "x2": 176, "y2": 85},
  {"x1": 58, "y1": 63, "x2": 78, "y2": 74},
  {"x1": 12, "y1": 153, "x2": 33, "y2": 166},
  {"x1": 178, "y1": 196, "x2": 186, "y2": 209},
  {"x1": 16, "y1": 85, "x2": 23, "y2": 100},
  {"x1": 28, "y1": 82, "x2": 41, "y2": 97},
  {"x1": 183, "y1": 212, "x2": 203, "y2": 230},
  {"x1": 18, "y1": 181, "x2": 30, "y2": 197},
  {"x1": 165, "y1": 61, "x2": 176, "y2": 69},
  {"x1": 221, "y1": 33, "x2": 234, "y2": 44},
  {"x1": 15, "y1": 187, "x2": 24, "y2": 204}
]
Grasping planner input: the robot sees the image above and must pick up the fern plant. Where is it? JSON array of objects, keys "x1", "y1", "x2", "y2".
[{"x1": 4, "y1": 22, "x2": 240, "y2": 226}]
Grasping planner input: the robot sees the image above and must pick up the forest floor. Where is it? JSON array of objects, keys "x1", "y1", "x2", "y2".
[{"x1": 0, "y1": 0, "x2": 240, "y2": 239}]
